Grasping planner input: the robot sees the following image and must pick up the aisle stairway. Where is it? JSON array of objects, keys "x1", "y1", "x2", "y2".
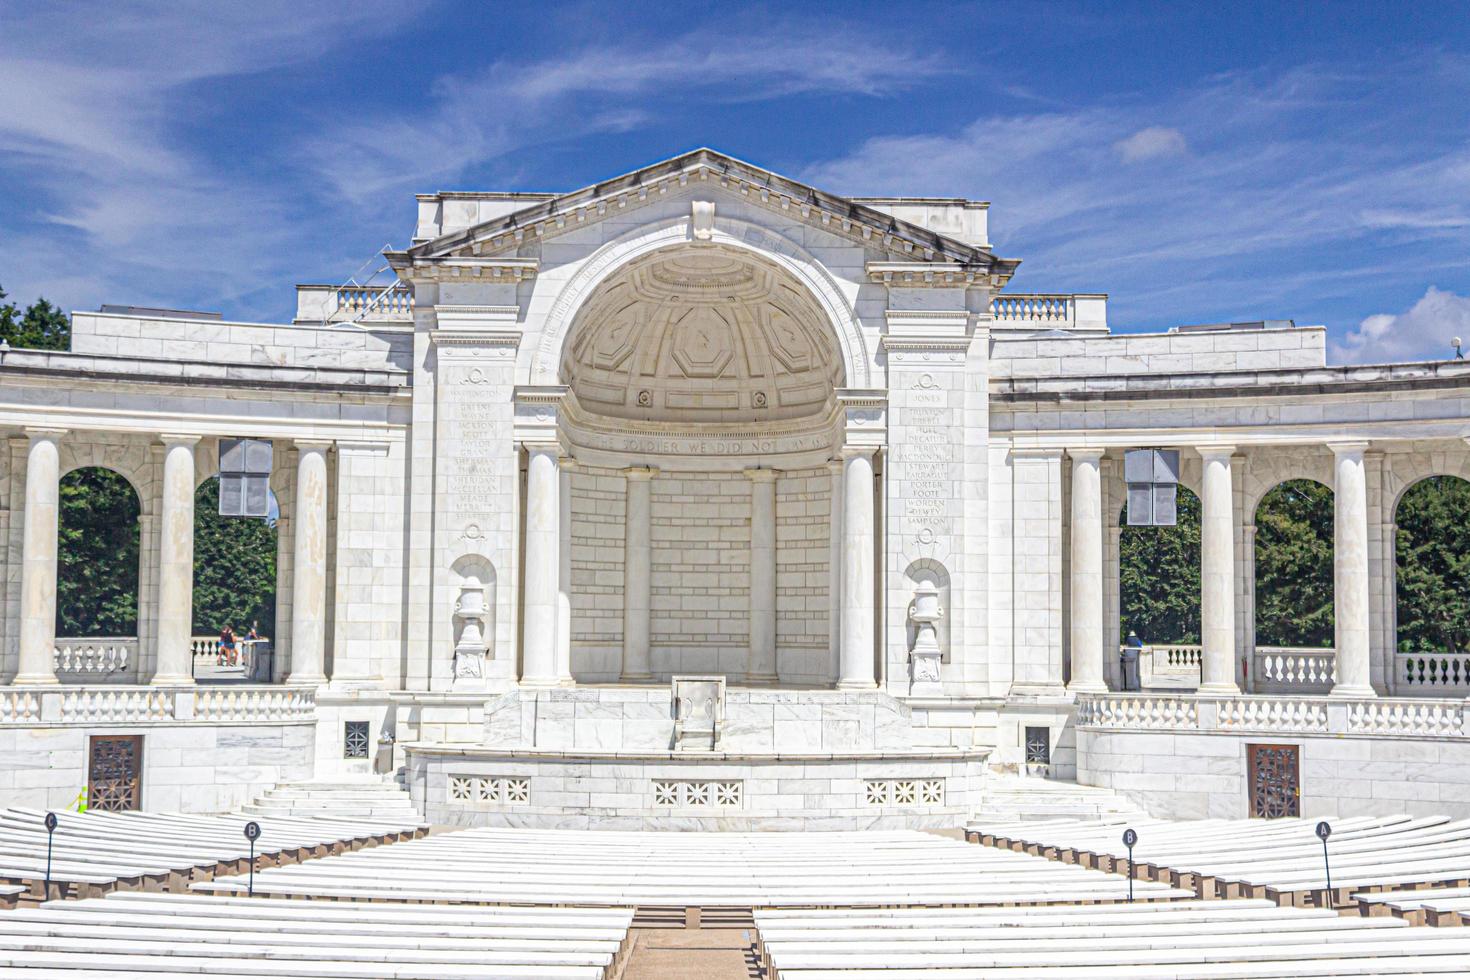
[
  {"x1": 240, "y1": 776, "x2": 422, "y2": 823},
  {"x1": 972, "y1": 776, "x2": 1146, "y2": 824}
]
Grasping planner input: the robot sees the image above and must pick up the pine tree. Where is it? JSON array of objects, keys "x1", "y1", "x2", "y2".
[
  {"x1": 0, "y1": 285, "x2": 70, "y2": 350},
  {"x1": 190, "y1": 477, "x2": 278, "y2": 636},
  {"x1": 56, "y1": 468, "x2": 140, "y2": 636}
]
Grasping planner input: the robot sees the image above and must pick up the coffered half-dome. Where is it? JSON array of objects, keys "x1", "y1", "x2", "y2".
[{"x1": 560, "y1": 245, "x2": 843, "y2": 424}]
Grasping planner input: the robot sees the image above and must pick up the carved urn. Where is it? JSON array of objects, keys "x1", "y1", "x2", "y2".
[{"x1": 908, "y1": 580, "x2": 944, "y2": 695}]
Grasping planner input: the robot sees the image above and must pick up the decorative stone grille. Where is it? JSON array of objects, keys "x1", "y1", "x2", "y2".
[
  {"x1": 864, "y1": 778, "x2": 944, "y2": 807},
  {"x1": 343, "y1": 721, "x2": 370, "y2": 759},
  {"x1": 652, "y1": 780, "x2": 742, "y2": 808},
  {"x1": 1024, "y1": 726, "x2": 1051, "y2": 765},
  {"x1": 448, "y1": 775, "x2": 532, "y2": 806}
]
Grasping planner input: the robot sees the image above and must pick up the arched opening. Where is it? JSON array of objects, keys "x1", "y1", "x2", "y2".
[
  {"x1": 1119, "y1": 486, "x2": 1201, "y2": 648},
  {"x1": 56, "y1": 466, "x2": 140, "y2": 643},
  {"x1": 1254, "y1": 479, "x2": 1334, "y2": 646},
  {"x1": 1251, "y1": 479, "x2": 1334, "y2": 693},
  {"x1": 1395, "y1": 476, "x2": 1470, "y2": 660},
  {"x1": 192, "y1": 476, "x2": 279, "y2": 681}
]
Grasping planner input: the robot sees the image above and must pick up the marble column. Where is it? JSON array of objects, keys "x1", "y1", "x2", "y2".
[
  {"x1": 826, "y1": 459, "x2": 844, "y2": 684},
  {"x1": 521, "y1": 446, "x2": 560, "y2": 687},
  {"x1": 838, "y1": 448, "x2": 878, "y2": 690},
  {"x1": 746, "y1": 468, "x2": 779, "y2": 685},
  {"x1": 285, "y1": 442, "x2": 330, "y2": 685},
  {"x1": 14, "y1": 428, "x2": 65, "y2": 685},
  {"x1": 151, "y1": 435, "x2": 200, "y2": 685},
  {"x1": 1198, "y1": 446, "x2": 1240, "y2": 694},
  {"x1": 1331, "y1": 441, "x2": 1376, "y2": 697},
  {"x1": 1067, "y1": 449, "x2": 1107, "y2": 693},
  {"x1": 620, "y1": 466, "x2": 655, "y2": 681},
  {"x1": 555, "y1": 460, "x2": 575, "y2": 686}
]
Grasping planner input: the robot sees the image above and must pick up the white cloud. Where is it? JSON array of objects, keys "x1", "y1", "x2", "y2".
[
  {"x1": 1114, "y1": 126, "x2": 1187, "y2": 162},
  {"x1": 1332, "y1": 287, "x2": 1470, "y2": 364}
]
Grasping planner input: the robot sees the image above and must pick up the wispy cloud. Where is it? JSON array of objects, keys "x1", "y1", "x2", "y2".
[
  {"x1": 1114, "y1": 126, "x2": 1187, "y2": 163},
  {"x1": 0, "y1": 1, "x2": 414, "y2": 313},
  {"x1": 306, "y1": 29, "x2": 949, "y2": 204}
]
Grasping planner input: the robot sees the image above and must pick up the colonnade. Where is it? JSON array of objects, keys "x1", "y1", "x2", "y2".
[
  {"x1": 7, "y1": 427, "x2": 328, "y2": 687},
  {"x1": 1067, "y1": 442, "x2": 1378, "y2": 698},
  {"x1": 517, "y1": 445, "x2": 880, "y2": 688}
]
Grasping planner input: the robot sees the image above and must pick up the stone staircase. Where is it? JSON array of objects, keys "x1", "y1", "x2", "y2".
[
  {"x1": 972, "y1": 775, "x2": 1147, "y2": 824},
  {"x1": 240, "y1": 776, "x2": 422, "y2": 823}
]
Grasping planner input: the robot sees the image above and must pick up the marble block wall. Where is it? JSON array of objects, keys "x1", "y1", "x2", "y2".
[
  {"x1": 0, "y1": 722, "x2": 314, "y2": 812},
  {"x1": 481, "y1": 688, "x2": 921, "y2": 754}
]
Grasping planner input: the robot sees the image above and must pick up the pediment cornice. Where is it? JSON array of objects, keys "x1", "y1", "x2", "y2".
[{"x1": 394, "y1": 148, "x2": 1019, "y2": 284}]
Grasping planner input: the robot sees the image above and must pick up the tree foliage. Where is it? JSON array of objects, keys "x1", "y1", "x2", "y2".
[
  {"x1": 0, "y1": 284, "x2": 70, "y2": 350},
  {"x1": 1254, "y1": 480, "x2": 1335, "y2": 647},
  {"x1": 1396, "y1": 476, "x2": 1470, "y2": 653},
  {"x1": 191, "y1": 477, "x2": 278, "y2": 635},
  {"x1": 57, "y1": 468, "x2": 140, "y2": 636},
  {"x1": 1119, "y1": 487, "x2": 1201, "y2": 644}
]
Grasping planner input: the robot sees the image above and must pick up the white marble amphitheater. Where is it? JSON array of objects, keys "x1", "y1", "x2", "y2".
[{"x1": 2, "y1": 145, "x2": 1469, "y2": 839}]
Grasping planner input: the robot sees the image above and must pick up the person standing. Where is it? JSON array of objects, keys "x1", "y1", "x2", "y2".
[{"x1": 219, "y1": 624, "x2": 237, "y2": 667}]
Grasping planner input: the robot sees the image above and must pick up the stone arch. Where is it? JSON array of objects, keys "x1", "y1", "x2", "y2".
[
  {"x1": 1385, "y1": 450, "x2": 1470, "y2": 518},
  {"x1": 58, "y1": 441, "x2": 155, "y2": 514},
  {"x1": 1252, "y1": 478, "x2": 1334, "y2": 648},
  {"x1": 529, "y1": 214, "x2": 872, "y2": 389},
  {"x1": 55, "y1": 464, "x2": 143, "y2": 638},
  {"x1": 1241, "y1": 450, "x2": 1334, "y2": 520}
]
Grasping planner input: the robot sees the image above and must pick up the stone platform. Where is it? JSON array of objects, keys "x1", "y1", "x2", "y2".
[{"x1": 403, "y1": 685, "x2": 989, "y2": 829}]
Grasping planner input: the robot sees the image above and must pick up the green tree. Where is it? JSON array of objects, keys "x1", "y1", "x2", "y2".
[
  {"x1": 1119, "y1": 487, "x2": 1202, "y2": 644},
  {"x1": 0, "y1": 285, "x2": 70, "y2": 350},
  {"x1": 1396, "y1": 476, "x2": 1470, "y2": 653},
  {"x1": 1254, "y1": 479, "x2": 1335, "y2": 647},
  {"x1": 192, "y1": 477, "x2": 278, "y2": 635},
  {"x1": 56, "y1": 468, "x2": 140, "y2": 636}
]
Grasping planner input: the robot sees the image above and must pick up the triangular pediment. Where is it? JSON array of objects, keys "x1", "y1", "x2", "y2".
[{"x1": 393, "y1": 148, "x2": 1017, "y2": 282}]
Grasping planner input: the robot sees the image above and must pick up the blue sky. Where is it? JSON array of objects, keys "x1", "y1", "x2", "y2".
[{"x1": 2, "y1": 0, "x2": 1468, "y2": 362}]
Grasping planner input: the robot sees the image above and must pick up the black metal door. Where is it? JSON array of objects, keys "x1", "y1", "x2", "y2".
[
  {"x1": 1248, "y1": 743, "x2": 1299, "y2": 818},
  {"x1": 88, "y1": 735, "x2": 142, "y2": 811}
]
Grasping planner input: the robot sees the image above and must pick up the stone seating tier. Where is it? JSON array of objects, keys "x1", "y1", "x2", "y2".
[
  {"x1": 0, "y1": 892, "x2": 631, "y2": 978},
  {"x1": 968, "y1": 812, "x2": 1470, "y2": 906},
  {"x1": 755, "y1": 898, "x2": 1470, "y2": 978},
  {"x1": 194, "y1": 828, "x2": 1186, "y2": 908},
  {"x1": 0, "y1": 807, "x2": 427, "y2": 901}
]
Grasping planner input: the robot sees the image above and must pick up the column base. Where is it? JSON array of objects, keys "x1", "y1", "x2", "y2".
[
  {"x1": 619, "y1": 672, "x2": 654, "y2": 683},
  {"x1": 1066, "y1": 681, "x2": 1109, "y2": 695},
  {"x1": 10, "y1": 673, "x2": 59, "y2": 686},
  {"x1": 148, "y1": 674, "x2": 195, "y2": 687},
  {"x1": 284, "y1": 673, "x2": 327, "y2": 687},
  {"x1": 836, "y1": 679, "x2": 878, "y2": 690},
  {"x1": 1329, "y1": 683, "x2": 1377, "y2": 699},
  {"x1": 745, "y1": 673, "x2": 779, "y2": 687},
  {"x1": 1197, "y1": 682, "x2": 1241, "y2": 695},
  {"x1": 519, "y1": 677, "x2": 562, "y2": 690}
]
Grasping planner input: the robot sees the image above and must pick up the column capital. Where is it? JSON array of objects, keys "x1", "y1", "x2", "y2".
[
  {"x1": 744, "y1": 467, "x2": 780, "y2": 483},
  {"x1": 622, "y1": 465, "x2": 657, "y2": 481},
  {"x1": 840, "y1": 445, "x2": 878, "y2": 461},
  {"x1": 334, "y1": 439, "x2": 390, "y2": 456},
  {"x1": 1196, "y1": 445, "x2": 1238, "y2": 461},
  {"x1": 522, "y1": 440, "x2": 561, "y2": 456},
  {"x1": 23, "y1": 426, "x2": 67, "y2": 441},
  {"x1": 1327, "y1": 440, "x2": 1372, "y2": 456},
  {"x1": 158, "y1": 433, "x2": 202, "y2": 447},
  {"x1": 292, "y1": 438, "x2": 333, "y2": 453},
  {"x1": 1067, "y1": 447, "x2": 1106, "y2": 463}
]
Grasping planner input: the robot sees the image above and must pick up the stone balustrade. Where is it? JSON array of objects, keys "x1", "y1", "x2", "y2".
[
  {"x1": 52, "y1": 639, "x2": 137, "y2": 680},
  {"x1": 989, "y1": 293, "x2": 1107, "y2": 331},
  {"x1": 1397, "y1": 651, "x2": 1470, "y2": 695},
  {"x1": 1252, "y1": 645, "x2": 1336, "y2": 694},
  {"x1": 1077, "y1": 692, "x2": 1469, "y2": 739},
  {"x1": 1131, "y1": 644, "x2": 1203, "y2": 692},
  {"x1": 0, "y1": 684, "x2": 315, "y2": 727}
]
